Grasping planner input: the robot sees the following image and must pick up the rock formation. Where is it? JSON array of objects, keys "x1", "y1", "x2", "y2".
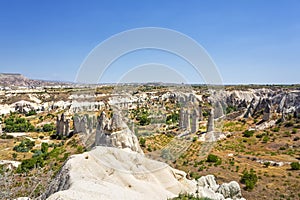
[
  {"x1": 197, "y1": 175, "x2": 244, "y2": 200},
  {"x1": 56, "y1": 113, "x2": 70, "y2": 137},
  {"x1": 191, "y1": 108, "x2": 199, "y2": 133},
  {"x1": 206, "y1": 109, "x2": 214, "y2": 133},
  {"x1": 95, "y1": 111, "x2": 143, "y2": 154},
  {"x1": 40, "y1": 147, "x2": 245, "y2": 200},
  {"x1": 263, "y1": 102, "x2": 272, "y2": 121},
  {"x1": 73, "y1": 114, "x2": 97, "y2": 135}
]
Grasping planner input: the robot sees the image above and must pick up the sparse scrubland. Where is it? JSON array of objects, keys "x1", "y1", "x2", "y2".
[{"x1": 0, "y1": 84, "x2": 299, "y2": 199}]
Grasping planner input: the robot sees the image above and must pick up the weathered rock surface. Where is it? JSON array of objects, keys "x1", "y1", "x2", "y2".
[
  {"x1": 41, "y1": 147, "x2": 245, "y2": 200},
  {"x1": 42, "y1": 147, "x2": 196, "y2": 200},
  {"x1": 95, "y1": 111, "x2": 143, "y2": 154},
  {"x1": 198, "y1": 175, "x2": 245, "y2": 200}
]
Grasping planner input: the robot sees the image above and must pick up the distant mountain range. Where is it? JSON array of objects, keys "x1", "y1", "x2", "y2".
[{"x1": 0, "y1": 73, "x2": 70, "y2": 87}]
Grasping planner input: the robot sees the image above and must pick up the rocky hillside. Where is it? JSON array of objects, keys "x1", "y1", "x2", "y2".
[{"x1": 0, "y1": 73, "x2": 68, "y2": 87}]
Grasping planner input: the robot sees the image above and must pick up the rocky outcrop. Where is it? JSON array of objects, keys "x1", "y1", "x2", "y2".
[
  {"x1": 42, "y1": 147, "x2": 245, "y2": 200},
  {"x1": 177, "y1": 93, "x2": 201, "y2": 133},
  {"x1": 206, "y1": 109, "x2": 214, "y2": 133},
  {"x1": 95, "y1": 111, "x2": 143, "y2": 154},
  {"x1": 197, "y1": 175, "x2": 245, "y2": 200},
  {"x1": 56, "y1": 113, "x2": 70, "y2": 137}
]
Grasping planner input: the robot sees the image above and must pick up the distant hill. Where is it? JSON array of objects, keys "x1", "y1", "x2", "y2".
[{"x1": 0, "y1": 73, "x2": 70, "y2": 87}]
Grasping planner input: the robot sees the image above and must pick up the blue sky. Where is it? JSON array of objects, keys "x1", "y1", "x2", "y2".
[{"x1": 0, "y1": 0, "x2": 299, "y2": 84}]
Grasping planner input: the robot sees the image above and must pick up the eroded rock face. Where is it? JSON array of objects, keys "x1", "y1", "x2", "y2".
[
  {"x1": 95, "y1": 111, "x2": 143, "y2": 154},
  {"x1": 41, "y1": 147, "x2": 245, "y2": 200},
  {"x1": 56, "y1": 113, "x2": 70, "y2": 137},
  {"x1": 197, "y1": 175, "x2": 245, "y2": 200},
  {"x1": 42, "y1": 147, "x2": 196, "y2": 200},
  {"x1": 212, "y1": 89, "x2": 300, "y2": 121}
]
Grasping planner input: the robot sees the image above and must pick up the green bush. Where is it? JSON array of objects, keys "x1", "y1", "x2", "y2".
[
  {"x1": 243, "y1": 130, "x2": 254, "y2": 138},
  {"x1": 41, "y1": 142, "x2": 49, "y2": 154},
  {"x1": 13, "y1": 139, "x2": 35, "y2": 152},
  {"x1": 207, "y1": 154, "x2": 220, "y2": 163},
  {"x1": 169, "y1": 193, "x2": 212, "y2": 200},
  {"x1": 240, "y1": 169, "x2": 258, "y2": 190},
  {"x1": 42, "y1": 123, "x2": 55, "y2": 132},
  {"x1": 0, "y1": 133, "x2": 14, "y2": 139},
  {"x1": 262, "y1": 136, "x2": 269, "y2": 143},
  {"x1": 290, "y1": 162, "x2": 300, "y2": 170},
  {"x1": 139, "y1": 137, "x2": 146, "y2": 147},
  {"x1": 138, "y1": 114, "x2": 150, "y2": 126},
  {"x1": 263, "y1": 162, "x2": 271, "y2": 168},
  {"x1": 16, "y1": 156, "x2": 44, "y2": 173},
  {"x1": 4, "y1": 116, "x2": 35, "y2": 132},
  {"x1": 25, "y1": 110, "x2": 37, "y2": 116},
  {"x1": 166, "y1": 113, "x2": 179, "y2": 124}
]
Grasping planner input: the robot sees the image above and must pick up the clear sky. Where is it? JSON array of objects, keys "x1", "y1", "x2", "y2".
[{"x1": 0, "y1": 0, "x2": 299, "y2": 84}]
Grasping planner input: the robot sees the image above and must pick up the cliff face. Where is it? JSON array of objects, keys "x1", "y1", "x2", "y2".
[
  {"x1": 41, "y1": 147, "x2": 245, "y2": 200},
  {"x1": 210, "y1": 88, "x2": 300, "y2": 120}
]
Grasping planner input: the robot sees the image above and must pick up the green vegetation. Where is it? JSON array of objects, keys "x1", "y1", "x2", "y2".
[
  {"x1": 16, "y1": 156, "x2": 44, "y2": 172},
  {"x1": 169, "y1": 193, "x2": 212, "y2": 200},
  {"x1": 41, "y1": 142, "x2": 49, "y2": 154},
  {"x1": 0, "y1": 133, "x2": 14, "y2": 139},
  {"x1": 240, "y1": 169, "x2": 258, "y2": 190},
  {"x1": 133, "y1": 108, "x2": 151, "y2": 126},
  {"x1": 13, "y1": 138, "x2": 35, "y2": 152},
  {"x1": 3, "y1": 115, "x2": 35, "y2": 132},
  {"x1": 139, "y1": 137, "x2": 146, "y2": 147},
  {"x1": 166, "y1": 112, "x2": 179, "y2": 124},
  {"x1": 206, "y1": 154, "x2": 222, "y2": 165},
  {"x1": 16, "y1": 142, "x2": 69, "y2": 173},
  {"x1": 42, "y1": 123, "x2": 55, "y2": 132},
  {"x1": 226, "y1": 105, "x2": 237, "y2": 114},
  {"x1": 243, "y1": 130, "x2": 255, "y2": 138},
  {"x1": 262, "y1": 135, "x2": 269, "y2": 143},
  {"x1": 290, "y1": 162, "x2": 300, "y2": 170},
  {"x1": 25, "y1": 110, "x2": 37, "y2": 116}
]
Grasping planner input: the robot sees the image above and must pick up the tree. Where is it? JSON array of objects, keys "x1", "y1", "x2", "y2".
[
  {"x1": 207, "y1": 154, "x2": 219, "y2": 163},
  {"x1": 139, "y1": 137, "x2": 146, "y2": 147},
  {"x1": 42, "y1": 123, "x2": 55, "y2": 132},
  {"x1": 41, "y1": 142, "x2": 49, "y2": 154},
  {"x1": 12, "y1": 152, "x2": 17, "y2": 160},
  {"x1": 243, "y1": 130, "x2": 254, "y2": 138},
  {"x1": 240, "y1": 169, "x2": 258, "y2": 190},
  {"x1": 290, "y1": 162, "x2": 300, "y2": 170}
]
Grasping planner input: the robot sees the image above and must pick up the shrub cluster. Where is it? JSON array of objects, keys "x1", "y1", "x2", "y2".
[
  {"x1": 13, "y1": 139, "x2": 35, "y2": 152},
  {"x1": 242, "y1": 130, "x2": 254, "y2": 138},
  {"x1": 240, "y1": 169, "x2": 258, "y2": 190},
  {"x1": 4, "y1": 116, "x2": 35, "y2": 132},
  {"x1": 290, "y1": 162, "x2": 300, "y2": 170}
]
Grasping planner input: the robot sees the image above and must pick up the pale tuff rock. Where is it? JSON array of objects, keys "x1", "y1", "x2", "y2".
[
  {"x1": 56, "y1": 113, "x2": 70, "y2": 137},
  {"x1": 95, "y1": 111, "x2": 143, "y2": 154},
  {"x1": 263, "y1": 102, "x2": 272, "y2": 121},
  {"x1": 216, "y1": 181, "x2": 244, "y2": 200},
  {"x1": 191, "y1": 108, "x2": 199, "y2": 133},
  {"x1": 73, "y1": 115, "x2": 97, "y2": 135},
  {"x1": 214, "y1": 101, "x2": 224, "y2": 119},
  {"x1": 177, "y1": 93, "x2": 200, "y2": 133},
  {"x1": 197, "y1": 175, "x2": 245, "y2": 200},
  {"x1": 43, "y1": 147, "x2": 196, "y2": 200},
  {"x1": 206, "y1": 109, "x2": 214, "y2": 133},
  {"x1": 42, "y1": 147, "x2": 244, "y2": 200},
  {"x1": 243, "y1": 98, "x2": 255, "y2": 118}
]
